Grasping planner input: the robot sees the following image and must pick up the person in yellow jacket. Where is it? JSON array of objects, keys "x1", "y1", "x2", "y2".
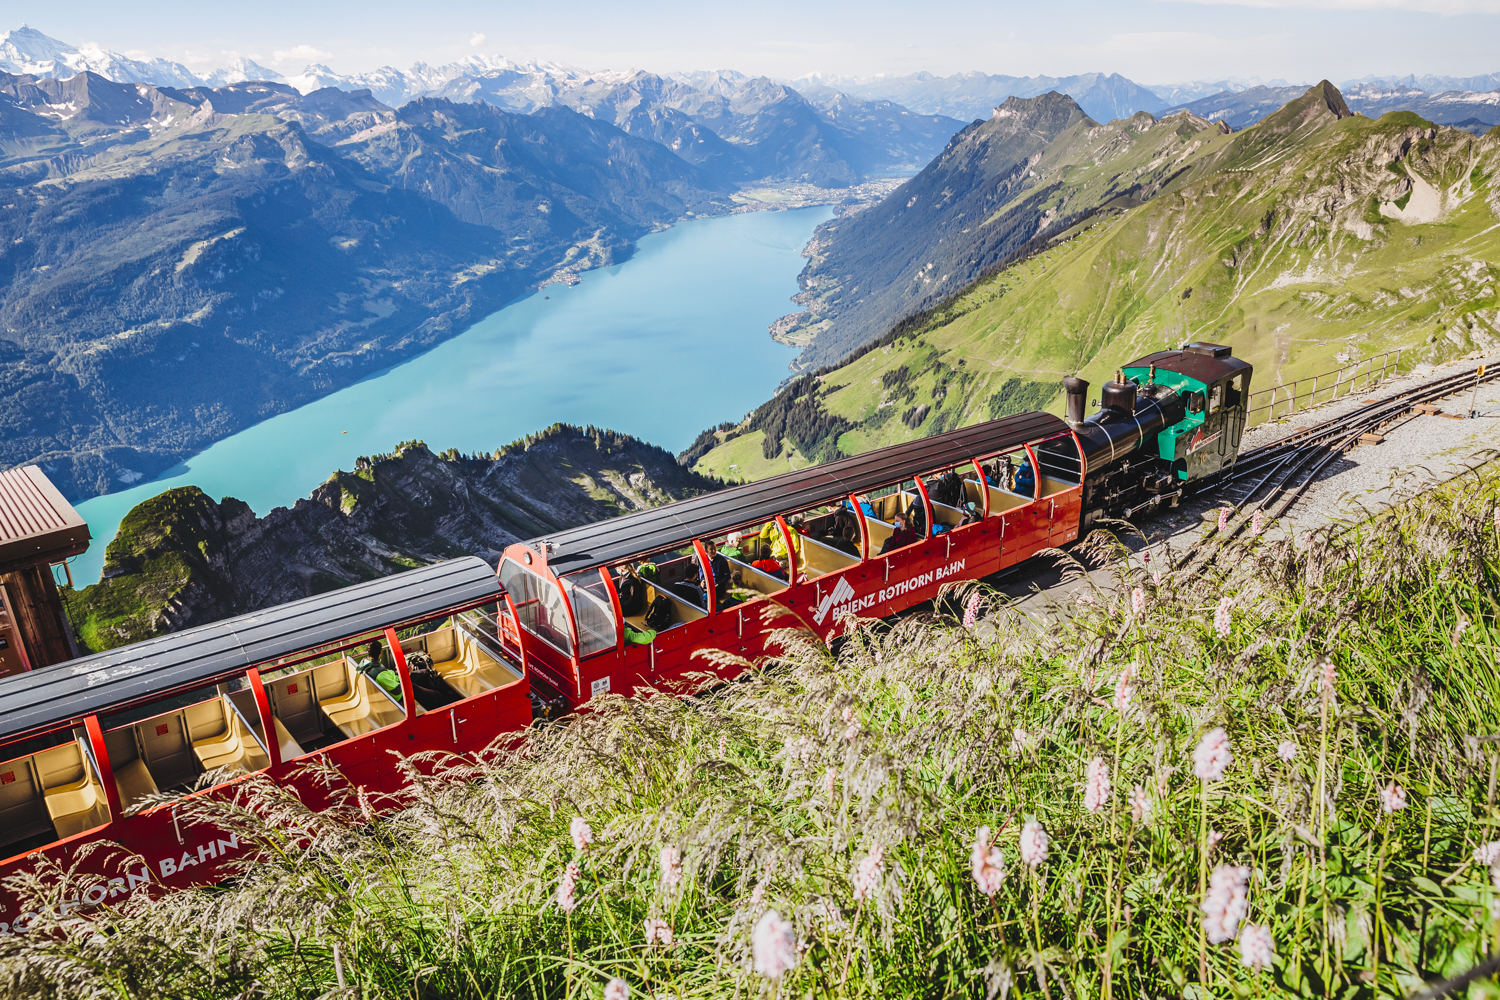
[{"x1": 759, "y1": 518, "x2": 803, "y2": 575}]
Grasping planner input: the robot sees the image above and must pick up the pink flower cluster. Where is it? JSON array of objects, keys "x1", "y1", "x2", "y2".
[
  {"x1": 1214, "y1": 596, "x2": 1233, "y2": 638},
  {"x1": 1020, "y1": 821, "x2": 1049, "y2": 867},
  {"x1": 1251, "y1": 509, "x2": 1265, "y2": 536},
  {"x1": 1201, "y1": 864, "x2": 1250, "y2": 945},
  {"x1": 1380, "y1": 782, "x2": 1408, "y2": 813},
  {"x1": 1112, "y1": 663, "x2": 1137, "y2": 713},
  {"x1": 1239, "y1": 924, "x2": 1275, "y2": 971},
  {"x1": 659, "y1": 844, "x2": 682, "y2": 892},
  {"x1": 1084, "y1": 757, "x2": 1110, "y2": 814},
  {"x1": 963, "y1": 592, "x2": 982, "y2": 629},
  {"x1": 644, "y1": 917, "x2": 674, "y2": 947},
  {"x1": 752, "y1": 910, "x2": 798, "y2": 980},
  {"x1": 557, "y1": 860, "x2": 581, "y2": 913},
  {"x1": 1217, "y1": 507, "x2": 1231, "y2": 532},
  {"x1": 604, "y1": 978, "x2": 630, "y2": 1000},
  {"x1": 1277, "y1": 741, "x2": 1298, "y2": 762},
  {"x1": 570, "y1": 816, "x2": 594, "y2": 852},
  {"x1": 970, "y1": 826, "x2": 1006, "y2": 896},
  {"x1": 1129, "y1": 785, "x2": 1152, "y2": 824},
  {"x1": 854, "y1": 845, "x2": 884, "y2": 902},
  {"x1": 1193, "y1": 728, "x2": 1233, "y2": 782},
  {"x1": 1131, "y1": 587, "x2": 1146, "y2": 616}
]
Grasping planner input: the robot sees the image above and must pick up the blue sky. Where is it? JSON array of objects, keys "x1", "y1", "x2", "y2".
[{"x1": 22, "y1": 0, "x2": 1500, "y2": 83}]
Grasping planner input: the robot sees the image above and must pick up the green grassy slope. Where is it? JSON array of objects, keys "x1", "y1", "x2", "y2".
[{"x1": 695, "y1": 86, "x2": 1500, "y2": 482}]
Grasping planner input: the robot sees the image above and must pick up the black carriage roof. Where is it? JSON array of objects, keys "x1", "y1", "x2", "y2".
[
  {"x1": 0, "y1": 556, "x2": 498, "y2": 743},
  {"x1": 1125, "y1": 344, "x2": 1252, "y2": 386},
  {"x1": 537, "y1": 411, "x2": 1068, "y2": 577}
]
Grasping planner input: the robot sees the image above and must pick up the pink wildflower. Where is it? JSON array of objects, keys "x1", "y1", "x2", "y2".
[
  {"x1": 557, "y1": 861, "x2": 580, "y2": 913},
  {"x1": 719, "y1": 734, "x2": 728, "y2": 757},
  {"x1": 1020, "y1": 821, "x2": 1049, "y2": 867},
  {"x1": 1142, "y1": 548, "x2": 1151, "y2": 563},
  {"x1": 1207, "y1": 828, "x2": 1225, "y2": 851},
  {"x1": 750, "y1": 883, "x2": 765, "y2": 908},
  {"x1": 1152, "y1": 568, "x2": 1163, "y2": 587},
  {"x1": 1193, "y1": 727, "x2": 1233, "y2": 782},
  {"x1": 1239, "y1": 924, "x2": 1276, "y2": 972},
  {"x1": 1217, "y1": 507, "x2": 1231, "y2": 532},
  {"x1": 1112, "y1": 663, "x2": 1136, "y2": 713},
  {"x1": 752, "y1": 910, "x2": 798, "y2": 980},
  {"x1": 644, "y1": 917, "x2": 674, "y2": 947},
  {"x1": 1129, "y1": 785, "x2": 1152, "y2": 824},
  {"x1": 357, "y1": 785, "x2": 374, "y2": 824},
  {"x1": 604, "y1": 978, "x2": 630, "y2": 1000},
  {"x1": 570, "y1": 816, "x2": 594, "y2": 852},
  {"x1": 659, "y1": 845, "x2": 682, "y2": 892},
  {"x1": 1201, "y1": 864, "x2": 1250, "y2": 945},
  {"x1": 842, "y1": 705, "x2": 860, "y2": 741},
  {"x1": 1009, "y1": 727, "x2": 1029, "y2": 755},
  {"x1": 1380, "y1": 782, "x2": 1408, "y2": 813},
  {"x1": 1214, "y1": 596, "x2": 1233, "y2": 638},
  {"x1": 1318, "y1": 657, "x2": 1336, "y2": 699},
  {"x1": 1132, "y1": 587, "x2": 1146, "y2": 616},
  {"x1": 825, "y1": 768, "x2": 837, "y2": 800},
  {"x1": 853, "y1": 845, "x2": 884, "y2": 902},
  {"x1": 1076, "y1": 590, "x2": 1096, "y2": 606},
  {"x1": 1454, "y1": 616, "x2": 1469, "y2": 646},
  {"x1": 1474, "y1": 842, "x2": 1500, "y2": 866},
  {"x1": 1084, "y1": 757, "x2": 1110, "y2": 814},
  {"x1": 963, "y1": 592, "x2": 982, "y2": 629},
  {"x1": 1251, "y1": 509, "x2": 1265, "y2": 536},
  {"x1": 970, "y1": 826, "x2": 1006, "y2": 896},
  {"x1": 1277, "y1": 740, "x2": 1298, "y2": 762}
]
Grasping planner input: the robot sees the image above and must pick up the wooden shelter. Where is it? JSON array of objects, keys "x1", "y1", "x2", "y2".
[{"x1": 0, "y1": 467, "x2": 90, "y2": 675}]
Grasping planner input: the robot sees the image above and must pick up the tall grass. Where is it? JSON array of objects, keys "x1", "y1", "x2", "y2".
[{"x1": 3, "y1": 461, "x2": 1499, "y2": 1000}]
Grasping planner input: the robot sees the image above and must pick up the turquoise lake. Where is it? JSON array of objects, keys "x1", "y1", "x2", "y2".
[{"x1": 70, "y1": 206, "x2": 832, "y2": 584}]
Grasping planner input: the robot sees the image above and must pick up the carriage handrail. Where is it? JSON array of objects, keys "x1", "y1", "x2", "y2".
[{"x1": 1245, "y1": 350, "x2": 1404, "y2": 425}]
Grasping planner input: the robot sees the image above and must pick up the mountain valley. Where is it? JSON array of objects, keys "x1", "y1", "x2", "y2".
[{"x1": 689, "y1": 83, "x2": 1500, "y2": 482}]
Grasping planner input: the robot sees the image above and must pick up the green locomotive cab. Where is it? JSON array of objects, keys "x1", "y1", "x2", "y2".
[
  {"x1": 1064, "y1": 342, "x2": 1253, "y2": 528},
  {"x1": 1121, "y1": 343, "x2": 1253, "y2": 482}
]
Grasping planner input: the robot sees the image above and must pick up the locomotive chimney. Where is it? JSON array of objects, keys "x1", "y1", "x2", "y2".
[{"x1": 1063, "y1": 376, "x2": 1089, "y2": 428}]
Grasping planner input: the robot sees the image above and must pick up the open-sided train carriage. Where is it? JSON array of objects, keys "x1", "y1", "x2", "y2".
[
  {"x1": 495, "y1": 412, "x2": 1085, "y2": 710},
  {"x1": 0, "y1": 558, "x2": 528, "y2": 930}
]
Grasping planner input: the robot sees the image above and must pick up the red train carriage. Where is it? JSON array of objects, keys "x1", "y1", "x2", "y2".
[
  {"x1": 0, "y1": 410, "x2": 1087, "y2": 926},
  {"x1": 497, "y1": 412, "x2": 1084, "y2": 710},
  {"x1": 0, "y1": 558, "x2": 527, "y2": 930}
]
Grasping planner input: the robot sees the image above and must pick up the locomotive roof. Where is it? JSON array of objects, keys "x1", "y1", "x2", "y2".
[
  {"x1": 1125, "y1": 347, "x2": 1252, "y2": 386},
  {"x1": 536, "y1": 410, "x2": 1068, "y2": 577},
  {"x1": 0, "y1": 556, "x2": 498, "y2": 743}
]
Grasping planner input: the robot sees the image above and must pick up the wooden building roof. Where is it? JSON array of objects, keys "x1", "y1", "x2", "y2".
[{"x1": 0, "y1": 467, "x2": 90, "y2": 571}]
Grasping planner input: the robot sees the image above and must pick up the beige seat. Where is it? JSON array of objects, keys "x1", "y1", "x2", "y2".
[
  {"x1": 36, "y1": 740, "x2": 110, "y2": 840},
  {"x1": 186, "y1": 697, "x2": 270, "y2": 775},
  {"x1": 319, "y1": 662, "x2": 404, "y2": 739},
  {"x1": 432, "y1": 631, "x2": 523, "y2": 698},
  {"x1": 113, "y1": 758, "x2": 158, "y2": 809}
]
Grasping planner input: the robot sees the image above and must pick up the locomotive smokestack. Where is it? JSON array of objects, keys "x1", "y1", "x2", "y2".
[{"x1": 1063, "y1": 376, "x2": 1089, "y2": 428}]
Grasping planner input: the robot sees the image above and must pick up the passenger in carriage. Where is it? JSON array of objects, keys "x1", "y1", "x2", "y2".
[
  {"x1": 880, "y1": 513, "x2": 919, "y2": 554},
  {"x1": 959, "y1": 501, "x2": 982, "y2": 526},
  {"x1": 690, "y1": 539, "x2": 734, "y2": 608},
  {"x1": 356, "y1": 640, "x2": 400, "y2": 694},
  {"x1": 1015, "y1": 457, "x2": 1036, "y2": 497},
  {"x1": 931, "y1": 469, "x2": 964, "y2": 507}
]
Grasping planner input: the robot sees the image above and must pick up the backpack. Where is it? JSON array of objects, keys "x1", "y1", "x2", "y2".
[
  {"x1": 644, "y1": 594, "x2": 674, "y2": 632},
  {"x1": 617, "y1": 575, "x2": 647, "y2": 616}
]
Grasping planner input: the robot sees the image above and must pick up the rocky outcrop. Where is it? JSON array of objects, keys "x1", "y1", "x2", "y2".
[{"x1": 64, "y1": 426, "x2": 718, "y2": 650}]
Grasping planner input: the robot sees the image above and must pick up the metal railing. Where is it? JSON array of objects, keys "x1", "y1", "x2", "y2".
[{"x1": 1245, "y1": 350, "x2": 1405, "y2": 426}]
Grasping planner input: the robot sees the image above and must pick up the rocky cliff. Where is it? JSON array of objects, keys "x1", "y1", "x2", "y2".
[{"x1": 64, "y1": 425, "x2": 717, "y2": 651}]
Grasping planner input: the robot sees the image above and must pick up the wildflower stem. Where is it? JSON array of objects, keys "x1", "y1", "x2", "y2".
[
  {"x1": 1030, "y1": 865, "x2": 1052, "y2": 1000},
  {"x1": 1199, "y1": 778, "x2": 1209, "y2": 987},
  {"x1": 1318, "y1": 684, "x2": 1331, "y2": 996},
  {"x1": 838, "y1": 898, "x2": 865, "y2": 988},
  {"x1": 1104, "y1": 722, "x2": 1124, "y2": 1000}
]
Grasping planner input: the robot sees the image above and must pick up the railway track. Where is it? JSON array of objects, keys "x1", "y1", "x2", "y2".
[{"x1": 1169, "y1": 359, "x2": 1500, "y2": 573}]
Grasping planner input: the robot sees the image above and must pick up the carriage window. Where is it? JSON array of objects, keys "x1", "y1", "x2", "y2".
[
  {"x1": 0, "y1": 729, "x2": 112, "y2": 857},
  {"x1": 101, "y1": 675, "x2": 272, "y2": 810},
  {"x1": 712, "y1": 530, "x2": 788, "y2": 604},
  {"x1": 561, "y1": 574, "x2": 618, "y2": 658},
  {"x1": 259, "y1": 641, "x2": 408, "y2": 761},
  {"x1": 1224, "y1": 375, "x2": 1243, "y2": 408},
  {"x1": 1187, "y1": 391, "x2": 1205, "y2": 414},
  {"x1": 499, "y1": 561, "x2": 574, "y2": 657},
  {"x1": 1208, "y1": 384, "x2": 1223, "y2": 413},
  {"x1": 612, "y1": 551, "x2": 709, "y2": 638}
]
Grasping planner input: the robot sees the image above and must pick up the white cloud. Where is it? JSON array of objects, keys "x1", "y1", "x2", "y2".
[
  {"x1": 272, "y1": 44, "x2": 333, "y2": 67},
  {"x1": 470, "y1": 32, "x2": 486, "y2": 47},
  {"x1": 1169, "y1": 0, "x2": 1500, "y2": 13}
]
